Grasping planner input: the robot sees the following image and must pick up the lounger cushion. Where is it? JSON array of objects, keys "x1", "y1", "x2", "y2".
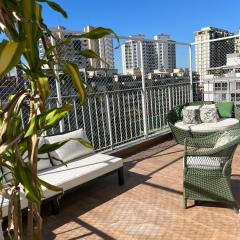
[
  {"x1": 1, "y1": 153, "x2": 123, "y2": 217},
  {"x1": 175, "y1": 118, "x2": 239, "y2": 133},
  {"x1": 45, "y1": 129, "x2": 94, "y2": 165},
  {"x1": 38, "y1": 153, "x2": 123, "y2": 198}
]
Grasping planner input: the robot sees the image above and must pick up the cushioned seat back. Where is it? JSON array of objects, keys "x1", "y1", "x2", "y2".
[
  {"x1": 167, "y1": 109, "x2": 179, "y2": 124},
  {"x1": 45, "y1": 128, "x2": 94, "y2": 165},
  {"x1": 168, "y1": 101, "x2": 215, "y2": 124}
]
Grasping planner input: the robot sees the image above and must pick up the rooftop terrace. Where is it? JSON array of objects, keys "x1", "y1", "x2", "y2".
[{"x1": 39, "y1": 138, "x2": 240, "y2": 240}]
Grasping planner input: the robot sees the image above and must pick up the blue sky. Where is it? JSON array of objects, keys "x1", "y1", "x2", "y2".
[
  {"x1": 42, "y1": 0, "x2": 240, "y2": 70},
  {"x1": 43, "y1": 0, "x2": 240, "y2": 42}
]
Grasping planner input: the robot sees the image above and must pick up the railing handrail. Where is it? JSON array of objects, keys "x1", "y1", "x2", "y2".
[{"x1": 191, "y1": 33, "x2": 240, "y2": 45}]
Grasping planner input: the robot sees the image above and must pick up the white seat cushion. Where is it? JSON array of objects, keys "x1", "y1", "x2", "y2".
[
  {"x1": 45, "y1": 129, "x2": 94, "y2": 165},
  {"x1": 186, "y1": 156, "x2": 226, "y2": 170},
  {"x1": 1, "y1": 153, "x2": 123, "y2": 217},
  {"x1": 38, "y1": 153, "x2": 123, "y2": 198},
  {"x1": 175, "y1": 118, "x2": 239, "y2": 133}
]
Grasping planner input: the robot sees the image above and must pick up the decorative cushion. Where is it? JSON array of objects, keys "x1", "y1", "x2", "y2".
[
  {"x1": 45, "y1": 129, "x2": 94, "y2": 165},
  {"x1": 175, "y1": 118, "x2": 239, "y2": 133},
  {"x1": 214, "y1": 131, "x2": 238, "y2": 148},
  {"x1": 173, "y1": 104, "x2": 186, "y2": 120},
  {"x1": 200, "y1": 104, "x2": 218, "y2": 123},
  {"x1": 216, "y1": 102, "x2": 234, "y2": 118},
  {"x1": 182, "y1": 106, "x2": 201, "y2": 124}
]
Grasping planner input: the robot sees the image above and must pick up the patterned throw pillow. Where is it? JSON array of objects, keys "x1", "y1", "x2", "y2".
[
  {"x1": 182, "y1": 106, "x2": 201, "y2": 124},
  {"x1": 214, "y1": 131, "x2": 238, "y2": 148},
  {"x1": 200, "y1": 104, "x2": 218, "y2": 123}
]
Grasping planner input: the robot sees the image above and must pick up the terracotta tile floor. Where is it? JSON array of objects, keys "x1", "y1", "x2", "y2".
[{"x1": 41, "y1": 140, "x2": 240, "y2": 240}]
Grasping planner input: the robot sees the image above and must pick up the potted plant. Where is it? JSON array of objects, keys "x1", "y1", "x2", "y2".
[{"x1": 0, "y1": 0, "x2": 117, "y2": 239}]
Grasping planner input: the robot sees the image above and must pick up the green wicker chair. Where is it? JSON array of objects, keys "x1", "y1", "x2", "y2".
[
  {"x1": 168, "y1": 101, "x2": 240, "y2": 145},
  {"x1": 183, "y1": 129, "x2": 240, "y2": 212}
]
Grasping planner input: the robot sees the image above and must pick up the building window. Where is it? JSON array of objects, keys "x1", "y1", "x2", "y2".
[
  {"x1": 236, "y1": 82, "x2": 240, "y2": 90},
  {"x1": 214, "y1": 82, "x2": 227, "y2": 91}
]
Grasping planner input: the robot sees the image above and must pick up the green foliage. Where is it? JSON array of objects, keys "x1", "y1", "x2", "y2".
[
  {"x1": 64, "y1": 63, "x2": 87, "y2": 105},
  {"x1": 37, "y1": 0, "x2": 68, "y2": 18},
  {"x1": 0, "y1": 40, "x2": 24, "y2": 78},
  {"x1": 0, "y1": 1, "x2": 117, "y2": 237}
]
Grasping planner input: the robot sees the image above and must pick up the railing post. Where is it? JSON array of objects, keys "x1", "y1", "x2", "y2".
[
  {"x1": 50, "y1": 36, "x2": 65, "y2": 132},
  {"x1": 227, "y1": 80, "x2": 231, "y2": 102},
  {"x1": 105, "y1": 92, "x2": 113, "y2": 149},
  {"x1": 168, "y1": 86, "x2": 172, "y2": 110},
  {"x1": 139, "y1": 40, "x2": 148, "y2": 138},
  {"x1": 189, "y1": 44, "x2": 193, "y2": 102}
]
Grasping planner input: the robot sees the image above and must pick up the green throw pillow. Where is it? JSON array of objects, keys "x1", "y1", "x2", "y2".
[
  {"x1": 174, "y1": 104, "x2": 186, "y2": 120},
  {"x1": 216, "y1": 102, "x2": 234, "y2": 118}
]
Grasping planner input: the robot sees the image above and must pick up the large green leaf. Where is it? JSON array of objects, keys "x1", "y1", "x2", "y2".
[
  {"x1": 1, "y1": 90, "x2": 29, "y2": 116},
  {"x1": 38, "y1": 178, "x2": 63, "y2": 193},
  {"x1": 79, "y1": 27, "x2": 117, "y2": 40},
  {"x1": 78, "y1": 49, "x2": 109, "y2": 67},
  {"x1": 38, "y1": 140, "x2": 69, "y2": 154},
  {"x1": 36, "y1": 76, "x2": 50, "y2": 100},
  {"x1": 37, "y1": 104, "x2": 73, "y2": 131},
  {"x1": 76, "y1": 138, "x2": 92, "y2": 148},
  {"x1": 45, "y1": 1, "x2": 67, "y2": 18},
  {"x1": 38, "y1": 137, "x2": 92, "y2": 154},
  {"x1": 24, "y1": 117, "x2": 36, "y2": 138},
  {"x1": 18, "y1": 139, "x2": 28, "y2": 156},
  {"x1": 0, "y1": 91, "x2": 29, "y2": 141},
  {"x1": 37, "y1": 0, "x2": 67, "y2": 18},
  {"x1": 16, "y1": 165, "x2": 42, "y2": 203},
  {"x1": 0, "y1": 132, "x2": 23, "y2": 155},
  {"x1": 20, "y1": 0, "x2": 40, "y2": 69},
  {"x1": 64, "y1": 63, "x2": 87, "y2": 105},
  {"x1": 0, "y1": 40, "x2": 24, "y2": 78}
]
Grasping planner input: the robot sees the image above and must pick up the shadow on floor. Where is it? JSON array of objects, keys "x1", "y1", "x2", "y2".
[
  {"x1": 40, "y1": 140, "x2": 240, "y2": 239},
  {"x1": 41, "y1": 140, "x2": 181, "y2": 239}
]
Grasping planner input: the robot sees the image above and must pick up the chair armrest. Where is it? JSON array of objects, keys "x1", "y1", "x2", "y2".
[
  {"x1": 185, "y1": 146, "x2": 221, "y2": 157},
  {"x1": 185, "y1": 136, "x2": 238, "y2": 157}
]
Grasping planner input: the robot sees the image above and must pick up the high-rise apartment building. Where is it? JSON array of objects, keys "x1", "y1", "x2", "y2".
[
  {"x1": 84, "y1": 26, "x2": 115, "y2": 69},
  {"x1": 39, "y1": 25, "x2": 115, "y2": 70},
  {"x1": 195, "y1": 27, "x2": 235, "y2": 82},
  {"x1": 154, "y1": 34, "x2": 176, "y2": 72},
  {"x1": 121, "y1": 34, "x2": 176, "y2": 75}
]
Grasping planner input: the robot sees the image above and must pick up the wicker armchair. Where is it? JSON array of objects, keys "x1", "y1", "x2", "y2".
[
  {"x1": 168, "y1": 101, "x2": 240, "y2": 145},
  {"x1": 183, "y1": 129, "x2": 240, "y2": 212}
]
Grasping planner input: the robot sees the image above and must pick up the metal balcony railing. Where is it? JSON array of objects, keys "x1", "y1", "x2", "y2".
[
  {"x1": 46, "y1": 82, "x2": 191, "y2": 151},
  {"x1": 5, "y1": 32, "x2": 240, "y2": 152}
]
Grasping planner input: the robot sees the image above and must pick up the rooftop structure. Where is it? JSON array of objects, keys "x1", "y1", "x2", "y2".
[
  {"x1": 195, "y1": 27, "x2": 235, "y2": 82},
  {"x1": 39, "y1": 25, "x2": 115, "y2": 70},
  {"x1": 121, "y1": 34, "x2": 176, "y2": 75}
]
